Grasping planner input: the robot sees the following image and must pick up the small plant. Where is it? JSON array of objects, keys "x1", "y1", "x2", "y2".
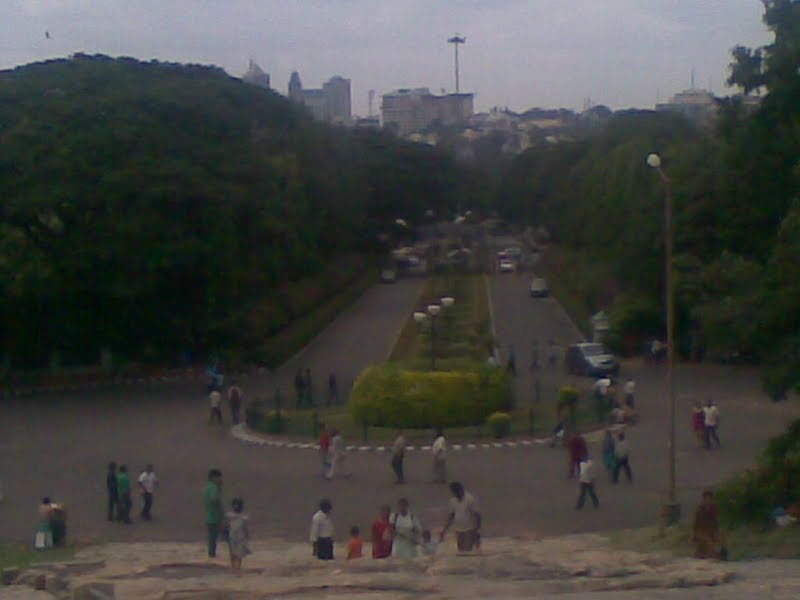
[{"x1": 486, "y1": 411, "x2": 512, "y2": 438}]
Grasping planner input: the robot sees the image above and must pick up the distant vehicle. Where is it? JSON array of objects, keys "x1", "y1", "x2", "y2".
[
  {"x1": 406, "y1": 255, "x2": 421, "y2": 267},
  {"x1": 499, "y1": 259, "x2": 515, "y2": 273},
  {"x1": 380, "y1": 269, "x2": 397, "y2": 283},
  {"x1": 529, "y1": 277, "x2": 549, "y2": 297},
  {"x1": 565, "y1": 343, "x2": 619, "y2": 377},
  {"x1": 505, "y1": 246, "x2": 523, "y2": 258},
  {"x1": 496, "y1": 251, "x2": 509, "y2": 260}
]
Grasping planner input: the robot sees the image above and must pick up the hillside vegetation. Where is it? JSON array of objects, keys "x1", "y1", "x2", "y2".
[
  {"x1": 0, "y1": 54, "x2": 486, "y2": 369},
  {"x1": 497, "y1": 0, "x2": 800, "y2": 397}
]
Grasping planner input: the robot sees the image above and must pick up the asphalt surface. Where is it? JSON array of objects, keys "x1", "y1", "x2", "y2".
[{"x1": 1, "y1": 269, "x2": 798, "y2": 550}]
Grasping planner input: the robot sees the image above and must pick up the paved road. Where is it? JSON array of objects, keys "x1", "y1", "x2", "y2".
[{"x1": 1, "y1": 270, "x2": 797, "y2": 550}]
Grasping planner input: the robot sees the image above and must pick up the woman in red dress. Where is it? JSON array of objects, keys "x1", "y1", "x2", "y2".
[{"x1": 371, "y1": 505, "x2": 393, "y2": 559}]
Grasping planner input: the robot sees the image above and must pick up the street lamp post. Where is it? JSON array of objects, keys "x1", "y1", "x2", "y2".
[
  {"x1": 647, "y1": 153, "x2": 681, "y2": 527},
  {"x1": 414, "y1": 297, "x2": 455, "y2": 370}
]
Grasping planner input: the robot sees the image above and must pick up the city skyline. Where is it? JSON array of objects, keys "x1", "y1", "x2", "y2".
[{"x1": 2, "y1": 1, "x2": 772, "y2": 115}]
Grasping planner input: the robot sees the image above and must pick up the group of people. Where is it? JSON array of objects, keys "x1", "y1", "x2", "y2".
[
  {"x1": 203, "y1": 469, "x2": 251, "y2": 573},
  {"x1": 594, "y1": 376, "x2": 637, "y2": 425},
  {"x1": 295, "y1": 368, "x2": 340, "y2": 408},
  {"x1": 692, "y1": 399, "x2": 721, "y2": 449},
  {"x1": 567, "y1": 427, "x2": 634, "y2": 511},
  {"x1": 310, "y1": 481, "x2": 482, "y2": 562},
  {"x1": 318, "y1": 426, "x2": 448, "y2": 486},
  {"x1": 209, "y1": 380, "x2": 244, "y2": 426},
  {"x1": 105, "y1": 462, "x2": 159, "y2": 524}
]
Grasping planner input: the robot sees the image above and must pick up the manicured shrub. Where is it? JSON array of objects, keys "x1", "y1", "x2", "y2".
[
  {"x1": 350, "y1": 363, "x2": 513, "y2": 428},
  {"x1": 487, "y1": 411, "x2": 512, "y2": 438}
]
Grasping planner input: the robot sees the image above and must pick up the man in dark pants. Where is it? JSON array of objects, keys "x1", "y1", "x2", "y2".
[
  {"x1": 203, "y1": 469, "x2": 224, "y2": 558},
  {"x1": 575, "y1": 456, "x2": 599, "y2": 509},
  {"x1": 138, "y1": 464, "x2": 158, "y2": 520},
  {"x1": 117, "y1": 465, "x2": 132, "y2": 523},
  {"x1": 391, "y1": 431, "x2": 405, "y2": 484},
  {"x1": 612, "y1": 432, "x2": 633, "y2": 483},
  {"x1": 106, "y1": 461, "x2": 118, "y2": 522}
]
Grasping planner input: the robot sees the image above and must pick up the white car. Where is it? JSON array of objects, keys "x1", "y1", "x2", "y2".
[
  {"x1": 530, "y1": 277, "x2": 549, "y2": 297},
  {"x1": 499, "y1": 259, "x2": 515, "y2": 273}
]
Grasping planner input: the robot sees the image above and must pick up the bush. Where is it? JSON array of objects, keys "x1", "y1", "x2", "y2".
[
  {"x1": 487, "y1": 411, "x2": 512, "y2": 438},
  {"x1": 350, "y1": 363, "x2": 513, "y2": 428}
]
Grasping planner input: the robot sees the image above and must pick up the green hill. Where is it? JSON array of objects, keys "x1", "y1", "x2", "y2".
[{"x1": 0, "y1": 54, "x2": 484, "y2": 369}]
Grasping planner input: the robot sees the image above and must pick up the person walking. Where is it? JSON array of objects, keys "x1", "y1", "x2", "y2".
[
  {"x1": 703, "y1": 399, "x2": 721, "y2": 449},
  {"x1": 225, "y1": 497, "x2": 251, "y2": 573},
  {"x1": 371, "y1": 505, "x2": 393, "y2": 559},
  {"x1": 116, "y1": 465, "x2": 132, "y2": 524},
  {"x1": 310, "y1": 498, "x2": 335, "y2": 560},
  {"x1": 327, "y1": 373, "x2": 338, "y2": 406},
  {"x1": 432, "y1": 428, "x2": 447, "y2": 484},
  {"x1": 209, "y1": 386, "x2": 223, "y2": 425},
  {"x1": 568, "y1": 432, "x2": 588, "y2": 479},
  {"x1": 506, "y1": 345, "x2": 517, "y2": 376},
  {"x1": 601, "y1": 430, "x2": 616, "y2": 480},
  {"x1": 440, "y1": 482, "x2": 482, "y2": 552},
  {"x1": 623, "y1": 378, "x2": 636, "y2": 409},
  {"x1": 203, "y1": 469, "x2": 224, "y2": 558},
  {"x1": 612, "y1": 432, "x2": 633, "y2": 483},
  {"x1": 106, "y1": 461, "x2": 118, "y2": 522},
  {"x1": 692, "y1": 402, "x2": 706, "y2": 448},
  {"x1": 318, "y1": 424, "x2": 331, "y2": 478},
  {"x1": 575, "y1": 455, "x2": 599, "y2": 510},
  {"x1": 391, "y1": 431, "x2": 406, "y2": 484},
  {"x1": 294, "y1": 369, "x2": 306, "y2": 408},
  {"x1": 138, "y1": 464, "x2": 158, "y2": 520},
  {"x1": 326, "y1": 429, "x2": 349, "y2": 479},
  {"x1": 391, "y1": 498, "x2": 421, "y2": 559},
  {"x1": 228, "y1": 381, "x2": 243, "y2": 425}
]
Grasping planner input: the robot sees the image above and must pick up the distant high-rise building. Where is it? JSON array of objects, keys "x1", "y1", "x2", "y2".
[
  {"x1": 656, "y1": 87, "x2": 718, "y2": 125},
  {"x1": 287, "y1": 71, "x2": 351, "y2": 124},
  {"x1": 381, "y1": 88, "x2": 473, "y2": 137},
  {"x1": 242, "y1": 59, "x2": 270, "y2": 89}
]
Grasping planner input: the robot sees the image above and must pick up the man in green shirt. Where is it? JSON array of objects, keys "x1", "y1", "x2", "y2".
[
  {"x1": 203, "y1": 469, "x2": 224, "y2": 558},
  {"x1": 116, "y1": 465, "x2": 132, "y2": 524}
]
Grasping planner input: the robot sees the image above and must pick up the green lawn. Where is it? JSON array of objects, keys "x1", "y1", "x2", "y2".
[{"x1": 0, "y1": 541, "x2": 75, "y2": 571}]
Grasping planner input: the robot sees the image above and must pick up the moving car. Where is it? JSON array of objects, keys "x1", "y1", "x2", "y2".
[
  {"x1": 499, "y1": 259, "x2": 515, "y2": 273},
  {"x1": 565, "y1": 342, "x2": 620, "y2": 377},
  {"x1": 529, "y1": 277, "x2": 549, "y2": 297}
]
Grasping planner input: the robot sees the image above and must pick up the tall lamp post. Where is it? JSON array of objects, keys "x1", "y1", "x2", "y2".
[
  {"x1": 414, "y1": 296, "x2": 455, "y2": 370},
  {"x1": 647, "y1": 152, "x2": 681, "y2": 526}
]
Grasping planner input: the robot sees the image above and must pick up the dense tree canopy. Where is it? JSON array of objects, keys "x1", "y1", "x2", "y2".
[
  {"x1": 497, "y1": 0, "x2": 800, "y2": 396},
  {"x1": 0, "y1": 55, "x2": 484, "y2": 368}
]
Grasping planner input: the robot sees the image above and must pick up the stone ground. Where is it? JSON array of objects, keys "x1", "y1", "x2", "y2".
[{"x1": 9, "y1": 533, "x2": 800, "y2": 599}]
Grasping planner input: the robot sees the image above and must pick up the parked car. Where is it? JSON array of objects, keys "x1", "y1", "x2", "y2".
[
  {"x1": 565, "y1": 342, "x2": 620, "y2": 377},
  {"x1": 499, "y1": 259, "x2": 515, "y2": 273},
  {"x1": 380, "y1": 269, "x2": 397, "y2": 283},
  {"x1": 529, "y1": 277, "x2": 549, "y2": 297},
  {"x1": 505, "y1": 246, "x2": 523, "y2": 258}
]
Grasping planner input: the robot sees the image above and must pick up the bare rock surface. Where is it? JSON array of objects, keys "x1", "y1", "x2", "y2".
[{"x1": 6, "y1": 534, "x2": 800, "y2": 598}]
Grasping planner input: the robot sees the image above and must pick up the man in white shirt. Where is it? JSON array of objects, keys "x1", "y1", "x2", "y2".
[
  {"x1": 440, "y1": 482, "x2": 481, "y2": 551},
  {"x1": 612, "y1": 432, "x2": 632, "y2": 483},
  {"x1": 623, "y1": 378, "x2": 636, "y2": 408},
  {"x1": 703, "y1": 400, "x2": 721, "y2": 449},
  {"x1": 138, "y1": 464, "x2": 158, "y2": 520},
  {"x1": 432, "y1": 429, "x2": 447, "y2": 484},
  {"x1": 209, "y1": 387, "x2": 223, "y2": 425},
  {"x1": 310, "y1": 498, "x2": 335, "y2": 560},
  {"x1": 575, "y1": 457, "x2": 599, "y2": 510}
]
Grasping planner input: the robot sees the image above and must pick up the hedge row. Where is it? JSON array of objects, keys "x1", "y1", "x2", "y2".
[{"x1": 349, "y1": 363, "x2": 513, "y2": 428}]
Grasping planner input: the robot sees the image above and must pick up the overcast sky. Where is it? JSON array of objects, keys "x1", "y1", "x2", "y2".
[{"x1": 2, "y1": 1, "x2": 772, "y2": 115}]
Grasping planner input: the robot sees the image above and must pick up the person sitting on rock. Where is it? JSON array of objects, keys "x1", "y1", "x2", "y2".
[{"x1": 692, "y1": 490, "x2": 722, "y2": 559}]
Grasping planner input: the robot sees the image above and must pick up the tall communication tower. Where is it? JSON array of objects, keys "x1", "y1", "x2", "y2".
[{"x1": 447, "y1": 34, "x2": 466, "y2": 93}]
